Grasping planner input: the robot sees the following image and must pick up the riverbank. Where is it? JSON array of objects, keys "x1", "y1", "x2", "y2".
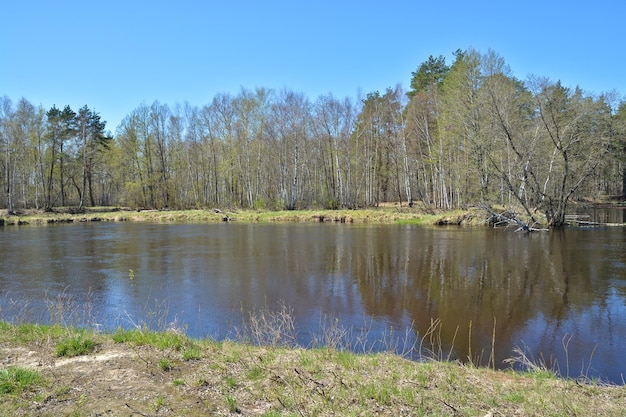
[
  {"x1": 0, "y1": 205, "x2": 482, "y2": 226},
  {"x1": 0, "y1": 322, "x2": 623, "y2": 416}
]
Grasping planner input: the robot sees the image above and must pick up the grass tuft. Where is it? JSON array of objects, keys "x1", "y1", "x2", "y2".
[
  {"x1": 112, "y1": 327, "x2": 187, "y2": 351},
  {"x1": 158, "y1": 358, "x2": 173, "y2": 372},
  {"x1": 182, "y1": 345, "x2": 203, "y2": 361},
  {"x1": 0, "y1": 367, "x2": 45, "y2": 395},
  {"x1": 55, "y1": 333, "x2": 97, "y2": 357}
]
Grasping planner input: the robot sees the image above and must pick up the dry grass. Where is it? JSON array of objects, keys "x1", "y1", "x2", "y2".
[
  {"x1": 0, "y1": 321, "x2": 624, "y2": 416},
  {"x1": 0, "y1": 206, "x2": 486, "y2": 227}
]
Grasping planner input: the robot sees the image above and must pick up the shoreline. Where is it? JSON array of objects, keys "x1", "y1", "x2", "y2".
[
  {"x1": 0, "y1": 322, "x2": 623, "y2": 416},
  {"x1": 0, "y1": 206, "x2": 482, "y2": 227}
]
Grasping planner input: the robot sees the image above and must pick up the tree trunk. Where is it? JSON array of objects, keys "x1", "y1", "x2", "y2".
[{"x1": 623, "y1": 159, "x2": 626, "y2": 200}]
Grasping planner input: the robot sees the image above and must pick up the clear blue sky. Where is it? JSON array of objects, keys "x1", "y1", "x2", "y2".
[{"x1": 2, "y1": 0, "x2": 625, "y2": 132}]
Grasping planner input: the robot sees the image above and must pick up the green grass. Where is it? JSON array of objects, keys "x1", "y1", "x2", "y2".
[
  {"x1": 225, "y1": 393, "x2": 238, "y2": 413},
  {"x1": 0, "y1": 367, "x2": 45, "y2": 396},
  {"x1": 158, "y1": 358, "x2": 173, "y2": 371},
  {"x1": 335, "y1": 350, "x2": 358, "y2": 369},
  {"x1": 182, "y1": 345, "x2": 203, "y2": 361},
  {"x1": 225, "y1": 375, "x2": 237, "y2": 389},
  {"x1": 0, "y1": 322, "x2": 67, "y2": 344},
  {"x1": 112, "y1": 327, "x2": 189, "y2": 351},
  {"x1": 1, "y1": 321, "x2": 624, "y2": 416},
  {"x1": 246, "y1": 365, "x2": 265, "y2": 381},
  {"x1": 55, "y1": 333, "x2": 97, "y2": 357}
]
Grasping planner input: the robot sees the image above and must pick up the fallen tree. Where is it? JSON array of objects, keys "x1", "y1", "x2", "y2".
[{"x1": 480, "y1": 206, "x2": 549, "y2": 232}]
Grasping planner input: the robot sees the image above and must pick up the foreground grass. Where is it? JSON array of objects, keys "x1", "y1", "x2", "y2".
[
  {"x1": 0, "y1": 323, "x2": 624, "y2": 416},
  {"x1": 0, "y1": 205, "x2": 482, "y2": 226}
]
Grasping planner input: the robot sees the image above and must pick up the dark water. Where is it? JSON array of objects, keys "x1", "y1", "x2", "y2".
[{"x1": 1, "y1": 221, "x2": 625, "y2": 383}]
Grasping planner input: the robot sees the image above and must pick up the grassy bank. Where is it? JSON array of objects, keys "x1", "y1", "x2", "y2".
[
  {"x1": 0, "y1": 322, "x2": 624, "y2": 416},
  {"x1": 0, "y1": 205, "x2": 483, "y2": 227}
]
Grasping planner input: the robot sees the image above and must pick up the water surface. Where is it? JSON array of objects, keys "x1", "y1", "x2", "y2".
[{"x1": 1, "y1": 221, "x2": 625, "y2": 383}]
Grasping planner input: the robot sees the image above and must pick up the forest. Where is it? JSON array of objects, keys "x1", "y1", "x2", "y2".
[{"x1": 1, "y1": 48, "x2": 625, "y2": 228}]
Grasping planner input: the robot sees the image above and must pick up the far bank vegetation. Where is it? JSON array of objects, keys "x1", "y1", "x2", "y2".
[{"x1": 1, "y1": 48, "x2": 626, "y2": 228}]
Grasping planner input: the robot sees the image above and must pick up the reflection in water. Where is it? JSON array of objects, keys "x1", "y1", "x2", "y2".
[{"x1": 0, "y1": 222, "x2": 625, "y2": 383}]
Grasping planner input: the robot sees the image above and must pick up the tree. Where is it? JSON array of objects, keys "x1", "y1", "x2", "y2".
[
  {"x1": 531, "y1": 81, "x2": 611, "y2": 227},
  {"x1": 269, "y1": 89, "x2": 311, "y2": 209},
  {"x1": 408, "y1": 55, "x2": 450, "y2": 97},
  {"x1": 203, "y1": 93, "x2": 235, "y2": 206},
  {"x1": 614, "y1": 101, "x2": 626, "y2": 199},
  {"x1": 486, "y1": 75, "x2": 613, "y2": 228},
  {"x1": 75, "y1": 106, "x2": 110, "y2": 209},
  {"x1": 1, "y1": 46, "x2": 624, "y2": 215},
  {"x1": 148, "y1": 102, "x2": 172, "y2": 208},
  {"x1": 0, "y1": 96, "x2": 15, "y2": 211},
  {"x1": 44, "y1": 105, "x2": 76, "y2": 209},
  {"x1": 232, "y1": 88, "x2": 272, "y2": 208},
  {"x1": 353, "y1": 87, "x2": 405, "y2": 206},
  {"x1": 116, "y1": 104, "x2": 155, "y2": 208},
  {"x1": 405, "y1": 60, "x2": 448, "y2": 209},
  {"x1": 437, "y1": 49, "x2": 485, "y2": 208},
  {"x1": 1, "y1": 98, "x2": 41, "y2": 212},
  {"x1": 312, "y1": 94, "x2": 356, "y2": 208}
]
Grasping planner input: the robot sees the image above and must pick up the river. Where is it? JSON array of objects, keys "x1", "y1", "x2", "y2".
[{"x1": 1, "y1": 221, "x2": 625, "y2": 383}]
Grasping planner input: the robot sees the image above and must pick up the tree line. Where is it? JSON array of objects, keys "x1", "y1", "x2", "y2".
[{"x1": 1, "y1": 48, "x2": 625, "y2": 227}]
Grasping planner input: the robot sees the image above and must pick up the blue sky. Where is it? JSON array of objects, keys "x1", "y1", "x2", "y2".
[{"x1": 2, "y1": 0, "x2": 625, "y2": 132}]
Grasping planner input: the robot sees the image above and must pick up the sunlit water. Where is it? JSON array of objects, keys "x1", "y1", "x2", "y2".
[{"x1": 1, "y1": 220, "x2": 625, "y2": 383}]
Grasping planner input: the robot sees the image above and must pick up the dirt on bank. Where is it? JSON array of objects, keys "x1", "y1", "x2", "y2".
[
  {"x1": 2, "y1": 331, "x2": 625, "y2": 417},
  {"x1": 2, "y1": 338, "x2": 257, "y2": 416}
]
